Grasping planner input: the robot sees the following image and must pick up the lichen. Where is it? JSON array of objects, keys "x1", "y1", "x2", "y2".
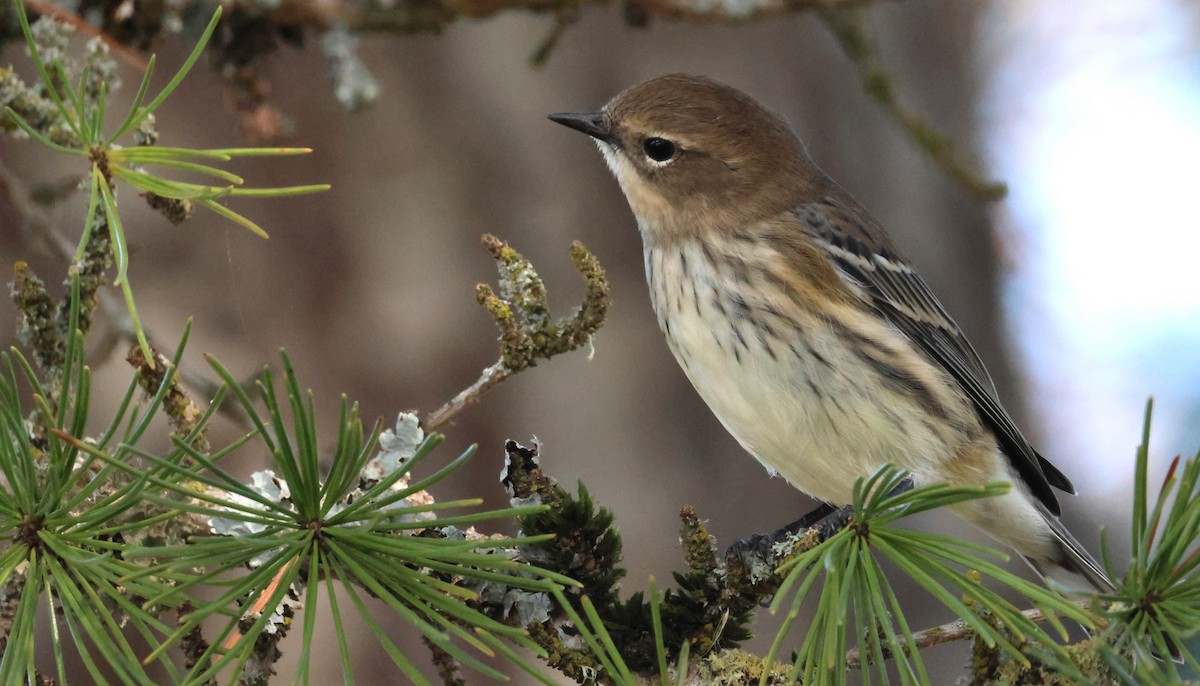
[
  {"x1": 11, "y1": 261, "x2": 64, "y2": 373},
  {"x1": 699, "y1": 648, "x2": 793, "y2": 685},
  {"x1": 475, "y1": 234, "x2": 609, "y2": 372},
  {"x1": 320, "y1": 24, "x2": 379, "y2": 111},
  {"x1": 127, "y1": 342, "x2": 210, "y2": 453}
]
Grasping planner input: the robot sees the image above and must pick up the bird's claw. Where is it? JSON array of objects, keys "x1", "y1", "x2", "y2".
[{"x1": 725, "y1": 530, "x2": 783, "y2": 566}]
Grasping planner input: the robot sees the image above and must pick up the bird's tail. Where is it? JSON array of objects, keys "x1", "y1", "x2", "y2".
[{"x1": 1026, "y1": 502, "x2": 1114, "y2": 596}]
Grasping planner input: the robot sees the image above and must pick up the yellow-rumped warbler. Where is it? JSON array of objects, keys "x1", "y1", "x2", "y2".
[{"x1": 550, "y1": 73, "x2": 1109, "y2": 593}]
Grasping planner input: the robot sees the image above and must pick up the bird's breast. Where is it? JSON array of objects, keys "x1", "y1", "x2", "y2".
[{"x1": 644, "y1": 237, "x2": 981, "y2": 504}]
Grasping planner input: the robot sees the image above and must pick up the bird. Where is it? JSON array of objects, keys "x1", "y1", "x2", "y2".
[{"x1": 548, "y1": 73, "x2": 1111, "y2": 594}]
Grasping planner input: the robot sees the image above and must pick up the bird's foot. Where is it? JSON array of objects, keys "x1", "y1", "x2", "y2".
[
  {"x1": 724, "y1": 478, "x2": 914, "y2": 565},
  {"x1": 724, "y1": 530, "x2": 783, "y2": 566},
  {"x1": 725, "y1": 502, "x2": 846, "y2": 565}
]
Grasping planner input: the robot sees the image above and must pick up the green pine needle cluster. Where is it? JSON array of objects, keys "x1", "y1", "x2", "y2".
[
  {"x1": 763, "y1": 467, "x2": 1096, "y2": 686},
  {"x1": 3, "y1": 0, "x2": 328, "y2": 364},
  {"x1": 0, "y1": 278, "x2": 192, "y2": 684},
  {"x1": 1097, "y1": 399, "x2": 1200, "y2": 683}
]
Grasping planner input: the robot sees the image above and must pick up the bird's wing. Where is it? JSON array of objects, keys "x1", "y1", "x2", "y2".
[{"x1": 794, "y1": 199, "x2": 1074, "y2": 515}]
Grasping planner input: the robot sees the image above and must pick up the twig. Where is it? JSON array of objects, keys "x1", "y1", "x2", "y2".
[
  {"x1": 423, "y1": 362, "x2": 510, "y2": 433},
  {"x1": 424, "y1": 636, "x2": 467, "y2": 686},
  {"x1": 817, "y1": 6, "x2": 1008, "y2": 202},
  {"x1": 628, "y1": 0, "x2": 870, "y2": 24},
  {"x1": 529, "y1": 8, "x2": 580, "y2": 67},
  {"x1": 127, "y1": 342, "x2": 212, "y2": 453},
  {"x1": 422, "y1": 235, "x2": 609, "y2": 432},
  {"x1": 176, "y1": 602, "x2": 213, "y2": 675},
  {"x1": 844, "y1": 602, "x2": 1093, "y2": 668},
  {"x1": 322, "y1": 0, "x2": 877, "y2": 32}
]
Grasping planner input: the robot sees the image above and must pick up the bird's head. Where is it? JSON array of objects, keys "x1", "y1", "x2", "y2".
[{"x1": 550, "y1": 74, "x2": 829, "y2": 242}]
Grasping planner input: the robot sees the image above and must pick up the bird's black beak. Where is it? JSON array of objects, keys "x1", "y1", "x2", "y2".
[{"x1": 548, "y1": 111, "x2": 617, "y2": 145}]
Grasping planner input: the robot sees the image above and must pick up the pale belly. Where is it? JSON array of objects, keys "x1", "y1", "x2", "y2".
[
  {"x1": 641, "y1": 239, "x2": 1078, "y2": 582},
  {"x1": 645, "y1": 240, "x2": 977, "y2": 505}
]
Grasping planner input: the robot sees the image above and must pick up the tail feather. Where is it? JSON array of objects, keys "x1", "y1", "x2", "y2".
[{"x1": 1029, "y1": 502, "x2": 1114, "y2": 596}]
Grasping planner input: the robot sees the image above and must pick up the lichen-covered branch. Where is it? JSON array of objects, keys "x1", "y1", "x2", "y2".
[
  {"x1": 0, "y1": 65, "x2": 83, "y2": 148},
  {"x1": 423, "y1": 235, "x2": 609, "y2": 431},
  {"x1": 488, "y1": 439, "x2": 1127, "y2": 685},
  {"x1": 3, "y1": 0, "x2": 998, "y2": 201},
  {"x1": 844, "y1": 603, "x2": 1090, "y2": 670},
  {"x1": 207, "y1": 0, "x2": 874, "y2": 35},
  {"x1": 9, "y1": 212, "x2": 112, "y2": 379},
  {"x1": 496, "y1": 438, "x2": 768, "y2": 680},
  {"x1": 493, "y1": 436, "x2": 811, "y2": 682},
  {"x1": 497, "y1": 438, "x2": 621, "y2": 680},
  {"x1": 424, "y1": 636, "x2": 467, "y2": 686},
  {"x1": 10, "y1": 263, "x2": 63, "y2": 372},
  {"x1": 476, "y1": 234, "x2": 608, "y2": 370},
  {"x1": 970, "y1": 635, "x2": 1119, "y2": 686},
  {"x1": 127, "y1": 341, "x2": 212, "y2": 453}
]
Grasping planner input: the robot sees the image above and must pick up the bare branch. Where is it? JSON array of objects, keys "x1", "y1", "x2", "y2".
[
  {"x1": 817, "y1": 6, "x2": 1008, "y2": 202},
  {"x1": 844, "y1": 602, "x2": 1094, "y2": 669},
  {"x1": 424, "y1": 363, "x2": 512, "y2": 433}
]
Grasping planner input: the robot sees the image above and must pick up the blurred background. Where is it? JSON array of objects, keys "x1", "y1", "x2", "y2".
[{"x1": 2, "y1": 0, "x2": 1199, "y2": 681}]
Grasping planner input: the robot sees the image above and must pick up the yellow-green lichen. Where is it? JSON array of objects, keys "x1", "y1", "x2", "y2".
[
  {"x1": 126, "y1": 344, "x2": 210, "y2": 454},
  {"x1": 700, "y1": 648, "x2": 793, "y2": 685},
  {"x1": 475, "y1": 234, "x2": 609, "y2": 373}
]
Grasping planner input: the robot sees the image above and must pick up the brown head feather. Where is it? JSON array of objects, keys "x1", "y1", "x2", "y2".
[{"x1": 599, "y1": 74, "x2": 837, "y2": 241}]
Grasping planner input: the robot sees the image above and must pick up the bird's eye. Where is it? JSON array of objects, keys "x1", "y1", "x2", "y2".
[{"x1": 643, "y1": 137, "x2": 676, "y2": 163}]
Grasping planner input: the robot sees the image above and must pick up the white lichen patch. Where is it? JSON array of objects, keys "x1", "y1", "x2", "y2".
[
  {"x1": 362, "y1": 412, "x2": 423, "y2": 486},
  {"x1": 505, "y1": 589, "x2": 552, "y2": 627},
  {"x1": 321, "y1": 24, "x2": 379, "y2": 111},
  {"x1": 691, "y1": 0, "x2": 761, "y2": 19},
  {"x1": 30, "y1": 16, "x2": 74, "y2": 67},
  {"x1": 209, "y1": 470, "x2": 294, "y2": 568}
]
